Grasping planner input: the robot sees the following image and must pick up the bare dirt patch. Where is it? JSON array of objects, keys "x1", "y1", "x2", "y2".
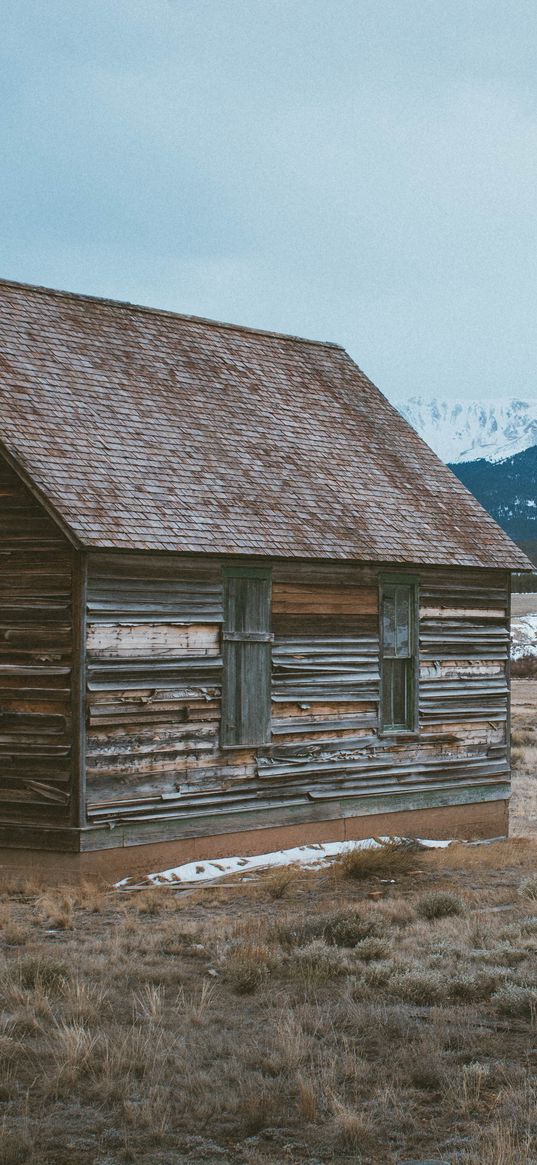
[{"x1": 1, "y1": 839, "x2": 537, "y2": 1164}]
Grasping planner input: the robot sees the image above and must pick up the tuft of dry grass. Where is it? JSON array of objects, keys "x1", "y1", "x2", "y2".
[
  {"x1": 331, "y1": 1098, "x2": 376, "y2": 1150},
  {"x1": 0, "y1": 903, "x2": 33, "y2": 949},
  {"x1": 263, "y1": 863, "x2": 300, "y2": 899},
  {"x1": 51, "y1": 1021, "x2": 99, "y2": 1090},
  {"x1": 173, "y1": 981, "x2": 216, "y2": 1026},
  {"x1": 416, "y1": 890, "x2": 465, "y2": 919},
  {"x1": 297, "y1": 1076, "x2": 317, "y2": 1122},
  {"x1": 35, "y1": 890, "x2": 74, "y2": 931},
  {"x1": 6, "y1": 954, "x2": 70, "y2": 994},
  {"x1": 221, "y1": 941, "x2": 273, "y2": 994},
  {"x1": 334, "y1": 838, "x2": 419, "y2": 881},
  {"x1": 132, "y1": 888, "x2": 168, "y2": 916}
]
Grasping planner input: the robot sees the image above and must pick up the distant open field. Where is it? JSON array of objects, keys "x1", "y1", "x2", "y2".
[{"x1": 512, "y1": 594, "x2": 537, "y2": 617}]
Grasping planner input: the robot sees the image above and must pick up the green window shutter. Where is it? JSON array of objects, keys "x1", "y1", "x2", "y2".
[{"x1": 222, "y1": 569, "x2": 272, "y2": 747}]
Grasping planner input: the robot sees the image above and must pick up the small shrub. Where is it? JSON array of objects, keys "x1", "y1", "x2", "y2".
[
  {"x1": 416, "y1": 891, "x2": 464, "y2": 920},
  {"x1": 388, "y1": 968, "x2": 445, "y2": 1005},
  {"x1": 486, "y1": 942, "x2": 529, "y2": 967},
  {"x1": 449, "y1": 970, "x2": 501, "y2": 1003},
  {"x1": 361, "y1": 960, "x2": 396, "y2": 988},
  {"x1": 353, "y1": 936, "x2": 391, "y2": 962},
  {"x1": 286, "y1": 940, "x2": 348, "y2": 984},
  {"x1": 335, "y1": 839, "x2": 418, "y2": 881},
  {"x1": 279, "y1": 908, "x2": 385, "y2": 949},
  {"x1": 492, "y1": 983, "x2": 537, "y2": 1019},
  {"x1": 511, "y1": 747, "x2": 527, "y2": 769}
]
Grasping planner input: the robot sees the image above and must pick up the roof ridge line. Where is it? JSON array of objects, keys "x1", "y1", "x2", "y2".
[{"x1": 0, "y1": 276, "x2": 345, "y2": 350}]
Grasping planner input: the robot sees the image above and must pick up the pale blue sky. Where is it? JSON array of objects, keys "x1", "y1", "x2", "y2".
[{"x1": 1, "y1": 0, "x2": 536, "y2": 402}]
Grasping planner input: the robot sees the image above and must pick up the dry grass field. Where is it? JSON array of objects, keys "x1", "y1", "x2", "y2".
[{"x1": 2, "y1": 834, "x2": 537, "y2": 1165}]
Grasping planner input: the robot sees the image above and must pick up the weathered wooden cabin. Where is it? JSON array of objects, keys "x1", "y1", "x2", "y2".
[{"x1": 0, "y1": 279, "x2": 530, "y2": 877}]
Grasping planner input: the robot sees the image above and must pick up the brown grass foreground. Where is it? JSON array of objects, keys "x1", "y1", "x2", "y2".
[{"x1": 1, "y1": 838, "x2": 537, "y2": 1165}]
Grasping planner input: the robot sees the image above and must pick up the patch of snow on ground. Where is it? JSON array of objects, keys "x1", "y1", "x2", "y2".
[
  {"x1": 511, "y1": 613, "x2": 537, "y2": 660},
  {"x1": 115, "y1": 837, "x2": 452, "y2": 888}
]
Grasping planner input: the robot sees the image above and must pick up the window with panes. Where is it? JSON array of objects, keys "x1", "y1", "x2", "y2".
[{"x1": 380, "y1": 577, "x2": 418, "y2": 733}]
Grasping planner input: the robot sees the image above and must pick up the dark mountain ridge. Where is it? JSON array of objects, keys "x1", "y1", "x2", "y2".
[{"x1": 449, "y1": 444, "x2": 537, "y2": 567}]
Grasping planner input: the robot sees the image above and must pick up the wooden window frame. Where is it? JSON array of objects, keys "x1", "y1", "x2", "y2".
[
  {"x1": 379, "y1": 572, "x2": 419, "y2": 735},
  {"x1": 221, "y1": 566, "x2": 272, "y2": 749}
]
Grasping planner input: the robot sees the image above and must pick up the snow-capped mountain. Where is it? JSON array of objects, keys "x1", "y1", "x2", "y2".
[{"x1": 396, "y1": 397, "x2": 537, "y2": 464}]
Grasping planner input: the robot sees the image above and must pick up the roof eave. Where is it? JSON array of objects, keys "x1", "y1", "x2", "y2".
[{"x1": 0, "y1": 438, "x2": 82, "y2": 550}]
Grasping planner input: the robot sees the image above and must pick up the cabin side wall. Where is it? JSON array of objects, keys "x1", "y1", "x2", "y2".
[
  {"x1": 0, "y1": 459, "x2": 76, "y2": 830},
  {"x1": 84, "y1": 553, "x2": 510, "y2": 844}
]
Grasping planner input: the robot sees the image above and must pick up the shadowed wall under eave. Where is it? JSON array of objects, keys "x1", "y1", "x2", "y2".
[{"x1": 0, "y1": 455, "x2": 75, "y2": 827}]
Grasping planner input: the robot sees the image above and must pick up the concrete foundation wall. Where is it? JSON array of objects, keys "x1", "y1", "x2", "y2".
[{"x1": 0, "y1": 798, "x2": 508, "y2": 886}]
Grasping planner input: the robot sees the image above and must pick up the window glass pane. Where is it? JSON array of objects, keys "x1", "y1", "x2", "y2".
[
  {"x1": 382, "y1": 590, "x2": 396, "y2": 653},
  {"x1": 395, "y1": 586, "x2": 411, "y2": 657},
  {"x1": 382, "y1": 658, "x2": 409, "y2": 727},
  {"x1": 382, "y1": 586, "x2": 411, "y2": 657}
]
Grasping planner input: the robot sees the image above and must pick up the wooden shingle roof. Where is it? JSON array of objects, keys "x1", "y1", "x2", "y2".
[{"x1": 0, "y1": 278, "x2": 530, "y2": 569}]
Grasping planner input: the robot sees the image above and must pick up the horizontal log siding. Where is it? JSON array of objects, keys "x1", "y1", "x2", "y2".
[
  {"x1": 85, "y1": 554, "x2": 510, "y2": 827},
  {"x1": 0, "y1": 459, "x2": 74, "y2": 823},
  {"x1": 86, "y1": 554, "x2": 229, "y2": 810}
]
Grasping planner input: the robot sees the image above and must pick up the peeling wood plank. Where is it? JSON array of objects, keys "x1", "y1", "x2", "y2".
[
  {"x1": 87, "y1": 622, "x2": 220, "y2": 659},
  {"x1": 272, "y1": 584, "x2": 378, "y2": 615}
]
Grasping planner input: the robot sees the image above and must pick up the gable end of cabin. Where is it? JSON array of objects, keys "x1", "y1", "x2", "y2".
[{"x1": 0, "y1": 453, "x2": 83, "y2": 852}]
